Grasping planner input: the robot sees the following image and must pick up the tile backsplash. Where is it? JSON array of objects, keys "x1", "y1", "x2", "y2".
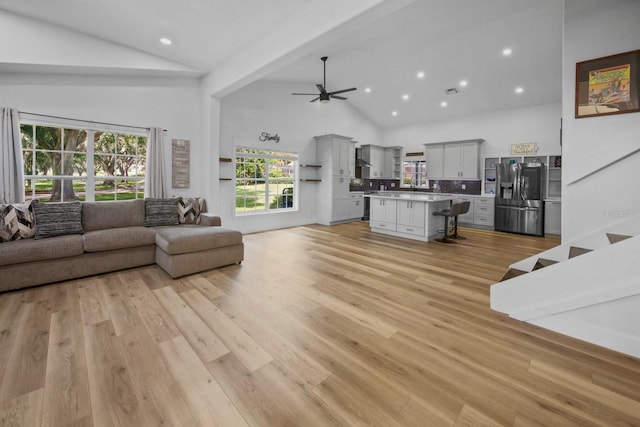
[{"x1": 359, "y1": 179, "x2": 481, "y2": 195}]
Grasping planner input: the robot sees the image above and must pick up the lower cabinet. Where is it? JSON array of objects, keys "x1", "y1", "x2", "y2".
[
  {"x1": 396, "y1": 200, "x2": 426, "y2": 236},
  {"x1": 370, "y1": 198, "x2": 397, "y2": 231},
  {"x1": 348, "y1": 193, "x2": 364, "y2": 219},
  {"x1": 545, "y1": 200, "x2": 561, "y2": 235},
  {"x1": 473, "y1": 197, "x2": 495, "y2": 229}
]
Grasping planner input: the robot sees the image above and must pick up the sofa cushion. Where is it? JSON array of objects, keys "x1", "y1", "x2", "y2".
[
  {"x1": 0, "y1": 234, "x2": 84, "y2": 266},
  {"x1": 83, "y1": 226, "x2": 157, "y2": 252},
  {"x1": 154, "y1": 225, "x2": 242, "y2": 255},
  {"x1": 178, "y1": 197, "x2": 206, "y2": 224},
  {"x1": 144, "y1": 198, "x2": 179, "y2": 227},
  {"x1": 33, "y1": 201, "x2": 84, "y2": 239},
  {"x1": 82, "y1": 199, "x2": 145, "y2": 231}
]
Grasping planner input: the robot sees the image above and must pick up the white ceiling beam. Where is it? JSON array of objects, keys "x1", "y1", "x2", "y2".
[{"x1": 202, "y1": 0, "x2": 414, "y2": 97}]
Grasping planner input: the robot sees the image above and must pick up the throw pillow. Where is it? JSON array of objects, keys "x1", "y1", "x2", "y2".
[
  {"x1": 33, "y1": 201, "x2": 84, "y2": 239},
  {"x1": 14, "y1": 201, "x2": 36, "y2": 239},
  {"x1": 0, "y1": 205, "x2": 20, "y2": 243},
  {"x1": 0, "y1": 202, "x2": 37, "y2": 243},
  {"x1": 178, "y1": 197, "x2": 206, "y2": 224},
  {"x1": 144, "y1": 198, "x2": 179, "y2": 227}
]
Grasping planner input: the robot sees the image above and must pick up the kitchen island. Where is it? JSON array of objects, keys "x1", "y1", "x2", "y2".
[{"x1": 366, "y1": 192, "x2": 453, "y2": 241}]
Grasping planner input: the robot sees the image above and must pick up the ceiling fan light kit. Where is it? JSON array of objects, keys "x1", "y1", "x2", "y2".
[{"x1": 292, "y1": 56, "x2": 357, "y2": 103}]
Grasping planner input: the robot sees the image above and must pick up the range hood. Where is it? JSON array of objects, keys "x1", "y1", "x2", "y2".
[{"x1": 355, "y1": 148, "x2": 371, "y2": 167}]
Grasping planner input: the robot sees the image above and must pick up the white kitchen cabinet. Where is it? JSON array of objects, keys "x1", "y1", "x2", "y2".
[
  {"x1": 545, "y1": 200, "x2": 561, "y2": 235},
  {"x1": 443, "y1": 142, "x2": 480, "y2": 179},
  {"x1": 331, "y1": 138, "x2": 351, "y2": 176},
  {"x1": 315, "y1": 134, "x2": 358, "y2": 225},
  {"x1": 370, "y1": 198, "x2": 397, "y2": 231},
  {"x1": 348, "y1": 193, "x2": 364, "y2": 220},
  {"x1": 383, "y1": 146, "x2": 403, "y2": 180},
  {"x1": 473, "y1": 197, "x2": 494, "y2": 228},
  {"x1": 396, "y1": 200, "x2": 426, "y2": 236},
  {"x1": 424, "y1": 144, "x2": 444, "y2": 179}
]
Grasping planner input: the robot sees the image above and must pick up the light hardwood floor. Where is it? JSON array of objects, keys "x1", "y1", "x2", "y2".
[{"x1": 1, "y1": 222, "x2": 640, "y2": 426}]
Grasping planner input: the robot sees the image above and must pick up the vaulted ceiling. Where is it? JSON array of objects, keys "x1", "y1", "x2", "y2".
[{"x1": 0, "y1": 0, "x2": 562, "y2": 128}]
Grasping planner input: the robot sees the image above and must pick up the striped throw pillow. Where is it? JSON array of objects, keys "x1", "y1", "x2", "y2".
[
  {"x1": 144, "y1": 198, "x2": 179, "y2": 227},
  {"x1": 33, "y1": 201, "x2": 84, "y2": 239}
]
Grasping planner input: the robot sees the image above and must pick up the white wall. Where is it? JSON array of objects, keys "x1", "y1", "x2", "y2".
[
  {"x1": 381, "y1": 102, "x2": 562, "y2": 158},
  {"x1": 219, "y1": 79, "x2": 381, "y2": 233},
  {"x1": 562, "y1": 0, "x2": 640, "y2": 240},
  {"x1": 0, "y1": 73, "x2": 205, "y2": 198}
]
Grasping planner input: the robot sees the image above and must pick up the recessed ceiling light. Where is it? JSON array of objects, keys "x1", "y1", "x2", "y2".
[
  {"x1": 402, "y1": 94, "x2": 410, "y2": 101},
  {"x1": 416, "y1": 71, "x2": 425, "y2": 79},
  {"x1": 459, "y1": 80, "x2": 468, "y2": 87},
  {"x1": 160, "y1": 37, "x2": 173, "y2": 46},
  {"x1": 391, "y1": 111, "x2": 398, "y2": 116},
  {"x1": 515, "y1": 87, "x2": 524, "y2": 94},
  {"x1": 364, "y1": 87, "x2": 372, "y2": 93},
  {"x1": 440, "y1": 101, "x2": 447, "y2": 107},
  {"x1": 502, "y1": 48, "x2": 512, "y2": 56}
]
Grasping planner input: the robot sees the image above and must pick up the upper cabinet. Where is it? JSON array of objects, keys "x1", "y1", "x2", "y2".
[
  {"x1": 424, "y1": 145, "x2": 444, "y2": 179},
  {"x1": 424, "y1": 139, "x2": 482, "y2": 179},
  {"x1": 360, "y1": 144, "x2": 402, "y2": 179},
  {"x1": 316, "y1": 134, "x2": 354, "y2": 177}
]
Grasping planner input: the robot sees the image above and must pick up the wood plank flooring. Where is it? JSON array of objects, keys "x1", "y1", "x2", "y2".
[{"x1": 1, "y1": 222, "x2": 640, "y2": 426}]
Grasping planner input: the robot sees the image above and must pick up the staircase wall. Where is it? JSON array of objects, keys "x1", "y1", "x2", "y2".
[{"x1": 491, "y1": 235, "x2": 640, "y2": 358}]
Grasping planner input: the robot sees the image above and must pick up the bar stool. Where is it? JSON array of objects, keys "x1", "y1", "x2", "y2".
[{"x1": 432, "y1": 201, "x2": 471, "y2": 243}]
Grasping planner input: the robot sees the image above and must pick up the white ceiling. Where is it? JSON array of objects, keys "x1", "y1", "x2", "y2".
[{"x1": 0, "y1": 0, "x2": 563, "y2": 128}]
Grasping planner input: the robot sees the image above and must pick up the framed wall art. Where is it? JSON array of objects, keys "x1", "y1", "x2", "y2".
[
  {"x1": 575, "y1": 49, "x2": 640, "y2": 118},
  {"x1": 171, "y1": 138, "x2": 190, "y2": 188}
]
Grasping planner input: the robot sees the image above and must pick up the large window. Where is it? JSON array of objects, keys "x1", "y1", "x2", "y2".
[
  {"x1": 21, "y1": 123, "x2": 146, "y2": 202},
  {"x1": 235, "y1": 147, "x2": 297, "y2": 214}
]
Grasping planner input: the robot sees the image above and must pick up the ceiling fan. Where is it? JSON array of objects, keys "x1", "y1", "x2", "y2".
[{"x1": 292, "y1": 56, "x2": 357, "y2": 103}]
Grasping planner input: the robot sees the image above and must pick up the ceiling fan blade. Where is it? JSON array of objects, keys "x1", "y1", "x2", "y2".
[
  {"x1": 309, "y1": 97, "x2": 320, "y2": 102},
  {"x1": 316, "y1": 84, "x2": 327, "y2": 94},
  {"x1": 328, "y1": 87, "x2": 357, "y2": 95},
  {"x1": 330, "y1": 95, "x2": 347, "y2": 100},
  {"x1": 292, "y1": 93, "x2": 319, "y2": 96}
]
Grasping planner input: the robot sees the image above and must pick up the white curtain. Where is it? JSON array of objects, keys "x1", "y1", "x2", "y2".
[
  {"x1": 145, "y1": 127, "x2": 167, "y2": 198},
  {"x1": 0, "y1": 107, "x2": 25, "y2": 203}
]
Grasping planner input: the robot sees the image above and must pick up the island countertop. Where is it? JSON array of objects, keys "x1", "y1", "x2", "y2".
[{"x1": 365, "y1": 192, "x2": 453, "y2": 203}]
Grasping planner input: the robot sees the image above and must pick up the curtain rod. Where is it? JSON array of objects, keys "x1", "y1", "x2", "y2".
[{"x1": 19, "y1": 111, "x2": 167, "y2": 132}]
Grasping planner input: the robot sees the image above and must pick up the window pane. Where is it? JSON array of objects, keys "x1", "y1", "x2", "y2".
[
  {"x1": 36, "y1": 126, "x2": 61, "y2": 150},
  {"x1": 73, "y1": 179, "x2": 87, "y2": 201},
  {"x1": 115, "y1": 155, "x2": 136, "y2": 177},
  {"x1": 20, "y1": 124, "x2": 34, "y2": 150},
  {"x1": 94, "y1": 132, "x2": 115, "y2": 154},
  {"x1": 64, "y1": 129, "x2": 87, "y2": 152},
  {"x1": 94, "y1": 154, "x2": 115, "y2": 177},
  {"x1": 35, "y1": 151, "x2": 61, "y2": 175},
  {"x1": 96, "y1": 178, "x2": 116, "y2": 201}
]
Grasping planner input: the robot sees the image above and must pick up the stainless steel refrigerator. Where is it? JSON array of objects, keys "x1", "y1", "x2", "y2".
[{"x1": 495, "y1": 162, "x2": 544, "y2": 236}]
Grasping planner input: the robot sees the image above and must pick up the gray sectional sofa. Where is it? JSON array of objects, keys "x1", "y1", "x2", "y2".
[{"x1": 0, "y1": 199, "x2": 243, "y2": 293}]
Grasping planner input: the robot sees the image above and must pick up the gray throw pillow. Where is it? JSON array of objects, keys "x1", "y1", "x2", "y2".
[
  {"x1": 33, "y1": 201, "x2": 84, "y2": 239},
  {"x1": 144, "y1": 198, "x2": 179, "y2": 227}
]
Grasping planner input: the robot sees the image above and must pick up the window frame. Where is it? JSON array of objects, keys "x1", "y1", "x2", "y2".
[{"x1": 20, "y1": 119, "x2": 147, "y2": 203}]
